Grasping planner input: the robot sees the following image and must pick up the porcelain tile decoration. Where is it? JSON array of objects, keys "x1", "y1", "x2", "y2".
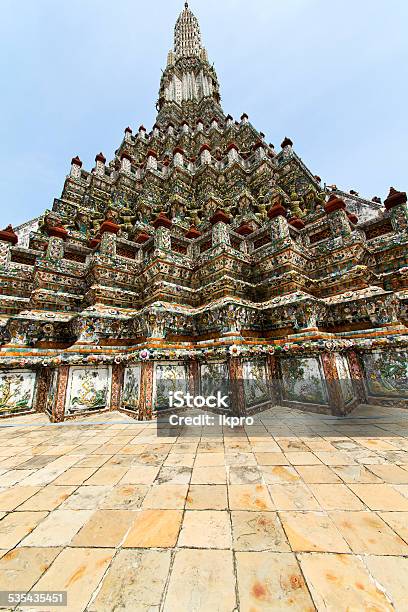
[{"x1": 0, "y1": 3, "x2": 407, "y2": 420}]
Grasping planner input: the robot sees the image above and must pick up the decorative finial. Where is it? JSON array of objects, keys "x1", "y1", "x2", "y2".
[{"x1": 185, "y1": 1, "x2": 188, "y2": 7}]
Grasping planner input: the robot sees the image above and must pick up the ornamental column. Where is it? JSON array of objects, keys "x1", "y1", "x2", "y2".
[
  {"x1": 228, "y1": 355, "x2": 245, "y2": 416},
  {"x1": 139, "y1": 361, "x2": 154, "y2": 420},
  {"x1": 70, "y1": 156, "x2": 82, "y2": 179},
  {"x1": 173, "y1": 146, "x2": 184, "y2": 167},
  {"x1": 120, "y1": 152, "x2": 132, "y2": 174},
  {"x1": 199, "y1": 143, "x2": 212, "y2": 165},
  {"x1": 94, "y1": 152, "x2": 106, "y2": 177},
  {"x1": 0, "y1": 225, "x2": 18, "y2": 266},
  {"x1": 266, "y1": 353, "x2": 281, "y2": 406},
  {"x1": 347, "y1": 350, "x2": 367, "y2": 404},
  {"x1": 321, "y1": 352, "x2": 346, "y2": 416},
  {"x1": 185, "y1": 224, "x2": 201, "y2": 259},
  {"x1": 146, "y1": 149, "x2": 158, "y2": 171},
  {"x1": 46, "y1": 224, "x2": 68, "y2": 259},
  {"x1": 34, "y1": 368, "x2": 52, "y2": 413},
  {"x1": 110, "y1": 363, "x2": 124, "y2": 411},
  {"x1": 99, "y1": 217, "x2": 120, "y2": 257},
  {"x1": 384, "y1": 187, "x2": 408, "y2": 231},
  {"x1": 280, "y1": 136, "x2": 293, "y2": 159},
  {"x1": 153, "y1": 212, "x2": 172, "y2": 251},
  {"x1": 52, "y1": 365, "x2": 69, "y2": 423},
  {"x1": 210, "y1": 209, "x2": 231, "y2": 246},
  {"x1": 253, "y1": 140, "x2": 266, "y2": 161},
  {"x1": 188, "y1": 358, "x2": 200, "y2": 398},
  {"x1": 267, "y1": 203, "x2": 291, "y2": 250},
  {"x1": 226, "y1": 142, "x2": 239, "y2": 165},
  {"x1": 124, "y1": 126, "x2": 133, "y2": 143},
  {"x1": 324, "y1": 195, "x2": 352, "y2": 239}
]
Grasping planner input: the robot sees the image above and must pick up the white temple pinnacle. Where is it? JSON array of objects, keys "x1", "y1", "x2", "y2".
[
  {"x1": 160, "y1": 3, "x2": 219, "y2": 108},
  {"x1": 174, "y1": 2, "x2": 203, "y2": 59}
]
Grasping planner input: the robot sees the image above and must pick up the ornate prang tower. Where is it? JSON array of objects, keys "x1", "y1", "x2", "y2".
[{"x1": 0, "y1": 3, "x2": 407, "y2": 420}]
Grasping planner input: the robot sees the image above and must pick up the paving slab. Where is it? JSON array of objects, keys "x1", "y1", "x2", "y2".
[{"x1": 1, "y1": 407, "x2": 408, "y2": 610}]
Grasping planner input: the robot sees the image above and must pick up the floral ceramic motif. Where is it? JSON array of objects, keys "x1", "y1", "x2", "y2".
[
  {"x1": 242, "y1": 360, "x2": 270, "y2": 407},
  {"x1": 200, "y1": 362, "x2": 230, "y2": 410},
  {"x1": 0, "y1": 370, "x2": 36, "y2": 415},
  {"x1": 154, "y1": 363, "x2": 188, "y2": 411},
  {"x1": 281, "y1": 357, "x2": 328, "y2": 405},
  {"x1": 122, "y1": 366, "x2": 141, "y2": 411},
  {"x1": 65, "y1": 366, "x2": 111, "y2": 414},
  {"x1": 363, "y1": 350, "x2": 408, "y2": 398}
]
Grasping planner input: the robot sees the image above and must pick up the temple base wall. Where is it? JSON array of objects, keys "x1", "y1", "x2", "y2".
[{"x1": 0, "y1": 347, "x2": 407, "y2": 421}]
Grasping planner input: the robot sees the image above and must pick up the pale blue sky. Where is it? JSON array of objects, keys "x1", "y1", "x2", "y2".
[{"x1": 1, "y1": 0, "x2": 407, "y2": 227}]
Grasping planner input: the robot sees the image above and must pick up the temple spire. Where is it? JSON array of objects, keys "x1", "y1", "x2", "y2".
[
  {"x1": 157, "y1": 3, "x2": 222, "y2": 115},
  {"x1": 174, "y1": 2, "x2": 203, "y2": 59}
]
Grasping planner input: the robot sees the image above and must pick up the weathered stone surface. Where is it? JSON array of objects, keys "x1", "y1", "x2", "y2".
[
  {"x1": 141, "y1": 483, "x2": 188, "y2": 509},
  {"x1": 231, "y1": 511, "x2": 290, "y2": 551},
  {"x1": 269, "y1": 483, "x2": 320, "y2": 511},
  {"x1": 349, "y1": 483, "x2": 408, "y2": 510},
  {"x1": 99, "y1": 484, "x2": 148, "y2": 509},
  {"x1": 0, "y1": 547, "x2": 61, "y2": 591},
  {"x1": 307, "y1": 483, "x2": 365, "y2": 510},
  {"x1": 379, "y1": 511, "x2": 408, "y2": 544},
  {"x1": 191, "y1": 466, "x2": 227, "y2": 484},
  {"x1": 60, "y1": 485, "x2": 112, "y2": 510},
  {"x1": 186, "y1": 484, "x2": 228, "y2": 509},
  {"x1": 21, "y1": 509, "x2": 93, "y2": 546},
  {"x1": 236, "y1": 551, "x2": 315, "y2": 611},
  {"x1": 261, "y1": 466, "x2": 301, "y2": 484},
  {"x1": 295, "y1": 465, "x2": 341, "y2": 483},
  {"x1": 331, "y1": 465, "x2": 382, "y2": 483},
  {"x1": 178, "y1": 510, "x2": 231, "y2": 549},
  {"x1": 329, "y1": 510, "x2": 408, "y2": 554},
  {"x1": 71, "y1": 510, "x2": 137, "y2": 547},
  {"x1": 364, "y1": 555, "x2": 408, "y2": 611},
  {"x1": 163, "y1": 549, "x2": 236, "y2": 612},
  {"x1": 89, "y1": 550, "x2": 171, "y2": 612},
  {"x1": 33, "y1": 548, "x2": 114, "y2": 612},
  {"x1": 120, "y1": 466, "x2": 160, "y2": 485},
  {"x1": 229, "y1": 484, "x2": 274, "y2": 511},
  {"x1": 279, "y1": 511, "x2": 350, "y2": 552},
  {"x1": 19, "y1": 485, "x2": 77, "y2": 511},
  {"x1": 123, "y1": 509, "x2": 182, "y2": 548},
  {"x1": 299, "y1": 553, "x2": 394, "y2": 611},
  {"x1": 0, "y1": 486, "x2": 40, "y2": 511},
  {"x1": 0, "y1": 511, "x2": 48, "y2": 548}
]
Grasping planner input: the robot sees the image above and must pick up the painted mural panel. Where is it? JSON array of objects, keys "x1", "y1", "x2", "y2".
[
  {"x1": 0, "y1": 370, "x2": 36, "y2": 416},
  {"x1": 200, "y1": 362, "x2": 229, "y2": 398},
  {"x1": 335, "y1": 354, "x2": 354, "y2": 404},
  {"x1": 154, "y1": 363, "x2": 188, "y2": 411},
  {"x1": 280, "y1": 357, "x2": 328, "y2": 404},
  {"x1": 242, "y1": 360, "x2": 270, "y2": 407},
  {"x1": 363, "y1": 350, "x2": 408, "y2": 398},
  {"x1": 122, "y1": 365, "x2": 141, "y2": 412},
  {"x1": 65, "y1": 366, "x2": 111, "y2": 414}
]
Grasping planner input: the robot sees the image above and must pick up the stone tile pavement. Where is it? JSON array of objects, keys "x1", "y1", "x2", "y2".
[{"x1": 0, "y1": 405, "x2": 408, "y2": 610}]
